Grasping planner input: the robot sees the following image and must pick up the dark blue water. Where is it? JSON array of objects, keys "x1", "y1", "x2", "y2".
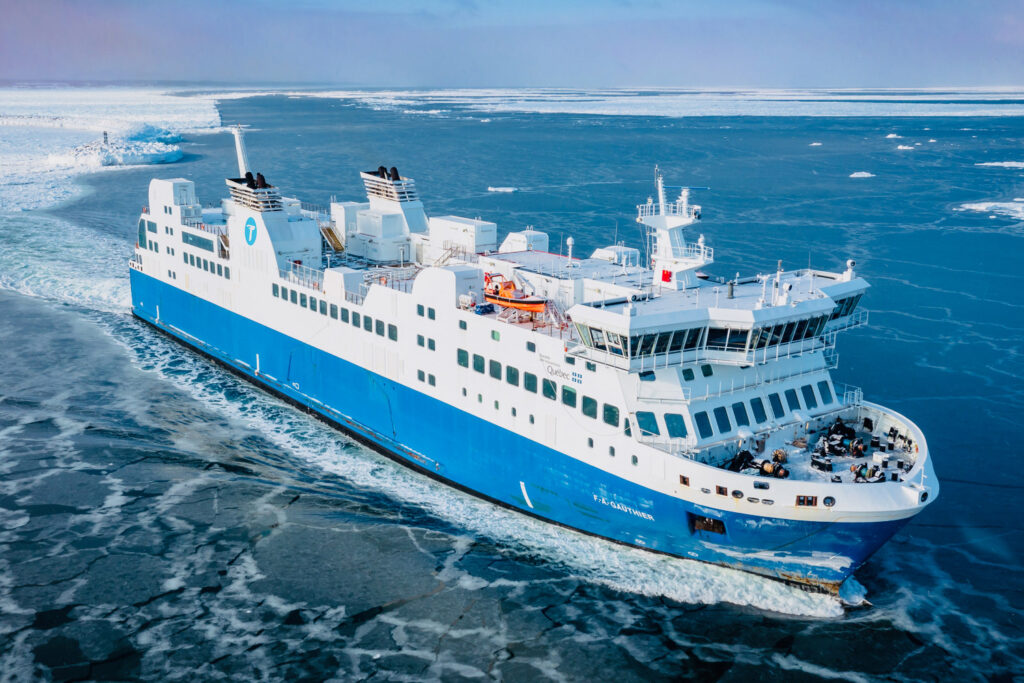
[{"x1": 0, "y1": 93, "x2": 1022, "y2": 680}]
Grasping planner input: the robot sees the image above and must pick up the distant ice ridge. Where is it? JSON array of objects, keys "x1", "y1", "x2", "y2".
[
  {"x1": 809, "y1": 142, "x2": 823, "y2": 146},
  {"x1": 885, "y1": 133, "x2": 902, "y2": 138},
  {"x1": 849, "y1": 171, "x2": 875, "y2": 178},
  {"x1": 896, "y1": 145, "x2": 914, "y2": 150},
  {"x1": 960, "y1": 202, "x2": 1024, "y2": 221},
  {"x1": 487, "y1": 186, "x2": 519, "y2": 193},
  {"x1": 975, "y1": 161, "x2": 1024, "y2": 168},
  {"x1": 0, "y1": 87, "x2": 220, "y2": 212}
]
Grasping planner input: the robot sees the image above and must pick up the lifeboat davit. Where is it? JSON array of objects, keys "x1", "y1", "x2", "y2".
[{"x1": 483, "y1": 273, "x2": 547, "y2": 313}]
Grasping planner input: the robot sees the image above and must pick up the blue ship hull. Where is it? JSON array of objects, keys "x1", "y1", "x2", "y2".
[{"x1": 130, "y1": 270, "x2": 909, "y2": 591}]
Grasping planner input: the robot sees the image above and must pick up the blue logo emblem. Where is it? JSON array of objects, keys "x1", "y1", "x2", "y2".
[{"x1": 245, "y1": 217, "x2": 258, "y2": 245}]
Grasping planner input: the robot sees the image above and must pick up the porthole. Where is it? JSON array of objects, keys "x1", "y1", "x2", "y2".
[
  {"x1": 762, "y1": 499, "x2": 774, "y2": 505},
  {"x1": 920, "y1": 491, "x2": 928, "y2": 503},
  {"x1": 747, "y1": 497, "x2": 760, "y2": 504},
  {"x1": 701, "y1": 487, "x2": 711, "y2": 494},
  {"x1": 823, "y1": 496, "x2": 836, "y2": 507},
  {"x1": 731, "y1": 490, "x2": 743, "y2": 499}
]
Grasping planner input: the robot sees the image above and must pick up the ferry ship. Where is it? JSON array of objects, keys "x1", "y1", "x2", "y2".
[{"x1": 129, "y1": 129, "x2": 938, "y2": 593}]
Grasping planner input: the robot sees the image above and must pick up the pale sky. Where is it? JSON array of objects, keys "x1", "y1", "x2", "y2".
[{"x1": 1, "y1": 0, "x2": 1021, "y2": 87}]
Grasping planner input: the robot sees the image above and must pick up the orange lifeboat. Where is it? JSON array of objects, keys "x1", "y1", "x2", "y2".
[{"x1": 483, "y1": 273, "x2": 547, "y2": 313}]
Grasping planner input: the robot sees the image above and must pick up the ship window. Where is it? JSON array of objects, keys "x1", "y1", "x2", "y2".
[
  {"x1": 417, "y1": 370, "x2": 425, "y2": 381},
  {"x1": 428, "y1": 374, "x2": 436, "y2": 386},
  {"x1": 364, "y1": 316, "x2": 373, "y2": 332},
  {"x1": 624, "y1": 419, "x2": 631, "y2": 436},
  {"x1": 801, "y1": 384, "x2": 818, "y2": 409},
  {"x1": 376, "y1": 320, "x2": 385, "y2": 336},
  {"x1": 492, "y1": 330, "x2": 501, "y2": 341},
  {"x1": 609, "y1": 446, "x2": 615, "y2": 457},
  {"x1": 631, "y1": 455, "x2": 639, "y2": 466},
  {"x1": 654, "y1": 332, "x2": 672, "y2": 354},
  {"x1": 753, "y1": 481, "x2": 770, "y2": 490},
  {"x1": 636, "y1": 411, "x2": 660, "y2": 436},
  {"x1": 330, "y1": 304, "x2": 338, "y2": 319},
  {"x1": 796, "y1": 495, "x2": 818, "y2": 507},
  {"x1": 679, "y1": 475, "x2": 690, "y2": 486},
  {"x1": 664, "y1": 413, "x2": 687, "y2": 438},
  {"x1": 781, "y1": 321, "x2": 797, "y2": 345},
  {"x1": 273, "y1": 284, "x2": 279, "y2": 297},
  {"x1": 818, "y1": 381, "x2": 834, "y2": 405},
  {"x1": 682, "y1": 367, "x2": 695, "y2": 381},
  {"x1": 685, "y1": 327, "x2": 704, "y2": 350},
  {"x1": 590, "y1": 328, "x2": 607, "y2": 351},
  {"x1": 472, "y1": 354, "x2": 485, "y2": 373},
  {"x1": 706, "y1": 327, "x2": 729, "y2": 351},
  {"x1": 489, "y1": 359, "x2": 502, "y2": 379},
  {"x1": 689, "y1": 514, "x2": 726, "y2": 535},
  {"x1": 794, "y1": 319, "x2": 808, "y2": 340},
  {"x1": 713, "y1": 407, "x2": 731, "y2": 433},
  {"x1": 586, "y1": 361, "x2": 596, "y2": 372},
  {"x1": 388, "y1": 324, "x2": 398, "y2": 341},
  {"x1": 716, "y1": 486, "x2": 728, "y2": 496},
  {"x1": 638, "y1": 334, "x2": 657, "y2": 356},
  {"x1": 668, "y1": 330, "x2": 686, "y2": 353},
  {"x1": 459, "y1": 320, "x2": 467, "y2": 330},
  {"x1": 341, "y1": 308, "x2": 349, "y2": 322},
  {"x1": 529, "y1": 415, "x2": 535, "y2": 424},
  {"x1": 457, "y1": 349, "x2": 469, "y2": 367},
  {"x1": 565, "y1": 355, "x2": 575, "y2": 365},
  {"x1": 309, "y1": 297, "x2": 317, "y2": 311},
  {"x1": 701, "y1": 364, "x2": 714, "y2": 377},
  {"x1": 351, "y1": 312, "x2": 360, "y2": 326},
  {"x1": 603, "y1": 404, "x2": 619, "y2": 427},
  {"x1": 417, "y1": 304, "x2": 424, "y2": 316},
  {"x1": 217, "y1": 264, "x2": 223, "y2": 277},
  {"x1": 428, "y1": 307, "x2": 436, "y2": 320},
  {"x1": 138, "y1": 219, "x2": 148, "y2": 244},
  {"x1": 506, "y1": 366, "x2": 519, "y2": 386},
  {"x1": 726, "y1": 329, "x2": 749, "y2": 352},
  {"x1": 188, "y1": 253, "x2": 195, "y2": 266},
  {"x1": 731, "y1": 402, "x2": 750, "y2": 427},
  {"x1": 750, "y1": 397, "x2": 768, "y2": 424},
  {"x1": 320, "y1": 300, "x2": 328, "y2": 315},
  {"x1": 300, "y1": 293, "x2": 307, "y2": 307},
  {"x1": 290, "y1": 290, "x2": 297, "y2": 304},
  {"x1": 224, "y1": 267, "x2": 230, "y2": 279},
  {"x1": 417, "y1": 335, "x2": 425, "y2": 347},
  {"x1": 146, "y1": 220, "x2": 157, "y2": 233},
  {"x1": 768, "y1": 392, "x2": 785, "y2": 418},
  {"x1": 542, "y1": 379, "x2": 557, "y2": 400},
  {"x1": 785, "y1": 388, "x2": 801, "y2": 411},
  {"x1": 524, "y1": 372, "x2": 537, "y2": 393},
  {"x1": 561, "y1": 386, "x2": 577, "y2": 407},
  {"x1": 526, "y1": 342, "x2": 536, "y2": 352},
  {"x1": 582, "y1": 396, "x2": 597, "y2": 418},
  {"x1": 183, "y1": 252, "x2": 188, "y2": 264},
  {"x1": 202, "y1": 259, "x2": 209, "y2": 271},
  {"x1": 694, "y1": 411, "x2": 713, "y2": 438},
  {"x1": 587, "y1": 438, "x2": 593, "y2": 448},
  {"x1": 182, "y1": 231, "x2": 213, "y2": 252},
  {"x1": 639, "y1": 371, "x2": 656, "y2": 382}
]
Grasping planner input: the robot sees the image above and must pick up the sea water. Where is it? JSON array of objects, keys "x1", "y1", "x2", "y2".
[{"x1": 0, "y1": 87, "x2": 1021, "y2": 680}]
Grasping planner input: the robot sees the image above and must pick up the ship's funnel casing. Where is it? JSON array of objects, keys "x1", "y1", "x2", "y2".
[{"x1": 232, "y1": 127, "x2": 251, "y2": 178}]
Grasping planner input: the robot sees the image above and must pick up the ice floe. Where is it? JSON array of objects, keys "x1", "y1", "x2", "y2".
[
  {"x1": 975, "y1": 161, "x2": 1024, "y2": 168},
  {"x1": 960, "y1": 202, "x2": 1024, "y2": 220},
  {"x1": 487, "y1": 186, "x2": 519, "y2": 193},
  {"x1": 849, "y1": 171, "x2": 875, "y2": 178},
  {"x1": 896, "y1": 145, "x2": 914, "y2": 150},
  {"x1": 809, "y1": 142, "x2": 822, "y2": 146}
]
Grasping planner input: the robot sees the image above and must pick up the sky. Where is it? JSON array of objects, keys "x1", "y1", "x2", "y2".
[{"x1": 0, "y1": 0, "x2": 1021, "y2": 87}]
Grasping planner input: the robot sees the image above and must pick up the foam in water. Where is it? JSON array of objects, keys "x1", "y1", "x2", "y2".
[
  {"x1": 809, "y1": 142, "x2": 823, "y2": 146},
  {"x1": 849, "y1": 171, "x2": 875, "y2": 178},
  {"x1": 959, "y1": 202, "x2": 1024, "y2": 221},
  {"x1": 896, "y1": 145, "x2": 914, "y2": 150},
  {"x1": 975, "y1": 161, "x2": 1024, "y2": 168}
]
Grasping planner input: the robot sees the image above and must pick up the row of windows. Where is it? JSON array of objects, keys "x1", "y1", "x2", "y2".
[
  {"x1": 417, "y1": 335, "x2": 436, "y2": 351},
  {"x1": 163, "y1": 226, "x2": 175, "y2": 236},
  {"x1": 456, "y1": 349, "x2": 623, "y2": 427},
  {"x1": 416, "y1": 304, "x2": 436, "y2": 320},
  {"x1": 271, "y1": 284, "x2": 398, "y2": 341},
  {"x1": 691, "y1": 381, "x2": 835, "y2": 440},
  {"x1": 830, "y1": 295, "x2": 863, "y2": 320},
  {"x1": 144, "y1": 239, "x2": 159, "y2": 253},
  {"x1": 182, "y1": 231, "x2": 215, "y2": 253},
  {"x1": 416, "y1": 370, "x2": 436, "y2": 386},
  {"x1": 185, "y1": 252, "x2": 230, "y2": 279}
]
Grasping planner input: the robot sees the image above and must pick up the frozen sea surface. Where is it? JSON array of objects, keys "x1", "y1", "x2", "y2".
[{"x1": 0, "y1": 87, "x2": 1021, "y2": 680}]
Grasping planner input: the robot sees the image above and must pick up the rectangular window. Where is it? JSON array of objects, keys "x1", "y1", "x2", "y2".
[
  {"x1": 750, "y1": 397, "x2": 768, "y2": 424},
  {"x1": 565, "y1": 355, "x2": 575, "y2": 365},
  {"x1": 801, "y1": 384, "x2": 819, "y2": 409},
  {"x1": 417, "y1": 304, "x2": 424, "y2": 316},
  {"x1": 320, "y1": 300, "x2": 328, "y2": 315},
  {"x1": 290, "y1": 290, "x2": 298, "y2": 304},
  {"x1": 217, "y1": 264, "x2": 223, "y2": 277},
  {"x1": 363, "y1": 316, "x2": 373, "y2": 332},
  {"x1": 279, "y1": 286, "x2": 288, "y2": 300},
  {"x1": 603, "y1": 404, "x2": 619, "y2": 427},
  {"x1": 182, "y1": 231, "x2": 214, "y2": 252},
  {"x1": 417, "y1": 335, "x2": 425, "y2": 347},
  {"x1": 473, "y1": 354, "x2": 485, "y2": 373},
  {"x1": 146, "y1": 220, "x2": 157, "y2": 233},
  {"x1": 664, "y1": 413, "x2": 688, "y2": 438},
  {"x1": 457, "y1": 349, "x2": 469, "y2": 367},
  {"x1": 388, "y1": 324, "x2": 398, "y2": 341},
  {"x1": 428, "y1": 339, "x2": 435, "y2": 351},
  {"x1": 489, "y1": 359, "x2": 502, "y2": 379},
  {"x1": 636, "y1": 411, "x2": 660, "y2": 436},
  {"x1": 273, "y1": 284, "x2": 279, "y2": 297},
  {"x1": 581, "y1": 396, "x2": 597, "y2": 419},
  {"x1": 300, "y1": 293, "x2": 307, "y2": 307},
  {"x1": 330, "y1": 304, "x2": 338, "y2": 319},
  {"x1": 183, "y1": 252, "x2": 188, "y2": 264},
  {"x1": 202, "y1": 259, "x2": 209, "y2": 271},
  {"x1": 459, "y1": 320, "x2": 467, "y2": 330},
  {"x1": 561, "y1": 385, "x2": 577, "y2": 407},
  {"x1": 585, "y1": 361, "x2": 596, "y2": 372},
  {"x1": 417, "y1": 369, "x2": 425, "y2": 381},
  {"x1": 731, "y1": 402, "x2": 750, "y2": 427},
  {"x1": 188, "y1": 253, "x2": 195, "y2": 266},
  {"x1": 542, "y1": 379, "x2": 557, "y2": 400},
  {"x1": 428, "y1": 374, "x2": 436, "y2": 386},
  {"x1": 817, "y1": 381, "x2": 834, "y2": 405},
  {"x1": 428, "y1": 307, "x2": 436, "y2": 320},
  {"x1": 224, "y1": 267, "x2": 230, "y2": 279},
  {"x1": 506, "y1": 366, "x2": 520, "y2": 386},
  {"x1": 785, "y1": 388, "x2": 801, "y2": 411},
  {"x1": 681, "y1": 367, "x2": 695, "y2": 381},
  {"x1": 491, "y1": 330, "x2": 501, "y2": 341},
  {"x1": 524, "y1": 372, "x2": 538, "y2": 393},
  {"x1": 526, "y1": 341, "x2": 536, "y2": 352},
  {"x1": 796, "y1": 496, "x2": 818, "y2": 507},
  {"x1": 716, "y1": 486, "x2": 728, "y2": 496},
  {"x1": 341, "y1": 308, "x2": 349, "y2": 323},
  {"x1": 694, "y1": 411, "x2": 713, "y2": 438},
  {"x1": 713, "y1": 406, "x2": 731, "y2": 433},
  {"x1": 309, "y1": 297, "x2": 317, "y2": 311},
  {"x1": 352, "y1": 312, "x2": 360, "y2": 327},
  {"x1": 768, "y1": 393, "x2": 785, "y2": 419},
  {"x1": 701, "y1": 364, "x2": 714, "y2": 377},
  {"x1": 688, "y1": 514, "x2": 725, "y2": 535},
  {"x1": 679, "y1": 475, "x2": 690, "y2": 487},
  {"x1": 639, "y1": 370, "x2": 656, "y2": 382},
  {"x1": 705, "y1": 327, "x2": 730, "y2": 350},
  {"x1": 375, "y1": 320, "x2": 385, "y2": 336}
]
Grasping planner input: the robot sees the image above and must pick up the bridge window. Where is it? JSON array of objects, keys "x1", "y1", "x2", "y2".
[
  {"x1": 635, "y1": 411, "x2": 660, "y2": 436},
  {"x1": 768, "y1": 392, "x2": 785, "y2": 419},
  {"x1": 750, "y1": 397, "x2": 768, "y2": 424},
  {"x1": 784, "y1": 388, "x2": 801, "y2": 411},
  {"x1": 713, "y1": 406, "x2": 731, "y2": 433},
  {"x1": 780, "y1": 321, "x2": 797, "y2": 345},
  {"x1": 726, "y1": 329, "x2": 749, "y2": 352},
  {"x1": 706, "y1": 327, "x2": 729, "y2": 351},
  {"x1": 685, "y1": 328, "x2": 704, "y2": 350},
  {"x1": 654, "y1": 331, "x2": 673, "y2": 354},
  {"x1": 591, "y1": 328, "x2": 607, "y2": 352},
  {"x1": 603, "y1": 404, "x2": 619, "y2": 426},
  {"x1": 561, "y1": 386, "x2": 577, "y2": 408},
  {"x1": 731, "y1": 402, "x2": 750, "y2": 427},
  {"x1": 489, "y1": 359, "x2": 502, "y2": 379},
  {"x1": 457, "y1": 349, "x2": 469, "y2": 367},
  {"x1": 542, "y1": 379, "x2": 557, "y2": 400},
  {"x1": 694, "y1": 411, "x2": 713, "y2": 439},
  {"x1": 668, "y1": 330, "x2": 686, "y2": 353},
  {"x1": 817, "y1": 381, "x2": 834, "y2": 404},
  {"x1": 801, "y1": 384, "x2": 818, "y2": 409},
  {"x1": 506, "y1": 366, "x2": 519, "y2": 386},
  {"x1": 664, "y1": 413, "x2": 687, "y2": 438},
  {"x1": 524, "y1": 372, "x2": 537, "y2": 393},
  {"x1": 472, "y1": 354, "x2": 485, "y2": 373},
  {"x1": 582, "y1": 396, "x2": 597, "y2": 419},
  {"x1": 793, "y1": 319, "x2": 808, "y2": 340}
]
